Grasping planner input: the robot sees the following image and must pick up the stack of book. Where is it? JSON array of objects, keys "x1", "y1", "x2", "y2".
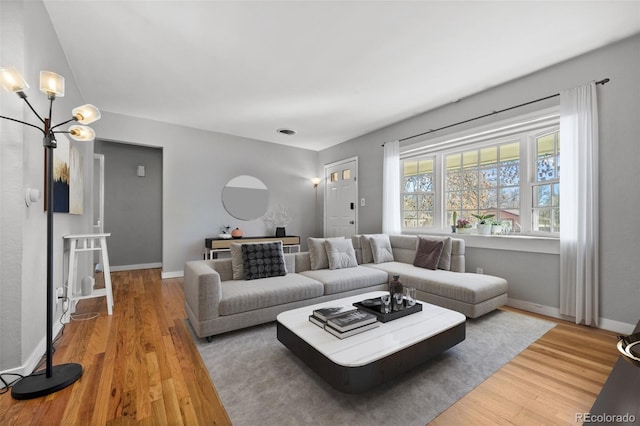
[{"x1": 309, "y1": 306, "x2": 379, "y2": 339}]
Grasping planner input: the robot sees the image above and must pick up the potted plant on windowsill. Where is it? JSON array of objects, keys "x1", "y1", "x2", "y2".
[
  {"x1": 456, "y1": 219, "x2": 472, "y2": 234},
  {"x1": 472, "y1": 213, "x2": 495, "y2": 235},
  {"x1": 491, "y1": 220, "x2": 503, "y2": 235}
]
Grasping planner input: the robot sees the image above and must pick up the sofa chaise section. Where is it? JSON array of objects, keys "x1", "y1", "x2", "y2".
[
  {"x1": 364, "y1": 261, "x2": 507, "y2": 318},
  {"x1": 353, "y1": 234, "x2": 508, "y2": 318}
]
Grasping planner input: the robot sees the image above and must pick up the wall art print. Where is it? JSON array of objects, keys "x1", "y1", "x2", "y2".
[{"x1": 51, "y1": 135, "x2": 83, "y2": 214}]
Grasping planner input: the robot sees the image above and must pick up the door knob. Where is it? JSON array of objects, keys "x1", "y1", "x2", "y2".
[{"x1": 349, "y1": 220, "x2": 355, "y2": 224}]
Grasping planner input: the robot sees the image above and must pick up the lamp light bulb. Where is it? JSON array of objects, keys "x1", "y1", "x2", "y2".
[
  {"x1": 311, "y1": 177, "x2": 322, "y2": 188},
  {"x1": 39, "y1": 71, "x2": 65, "y2": 97},
  {"x1": 68, "y1": 125, "x2": 95, "y2": 141},
  {"x1": 0, "y1": 66, "x2": 29, "y2": 92},
  {"x1": 72, "y1": 104, "x2": 101, "y2": 124}
]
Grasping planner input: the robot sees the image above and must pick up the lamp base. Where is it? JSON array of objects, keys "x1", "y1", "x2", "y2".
[{"x1": 11, "y1": 363, "x2": 83, "y2": 400}]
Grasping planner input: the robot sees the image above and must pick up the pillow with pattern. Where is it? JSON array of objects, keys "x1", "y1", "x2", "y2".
[{"x1": 241, "y1": 242, "x2": 287, "y2": 280}]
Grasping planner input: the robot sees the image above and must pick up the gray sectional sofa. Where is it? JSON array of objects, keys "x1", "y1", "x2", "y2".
[{"x1": 184, "y1": 234, "x2": 508, "y2": 341}]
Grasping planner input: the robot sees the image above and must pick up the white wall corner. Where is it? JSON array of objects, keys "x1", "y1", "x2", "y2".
[{"x1": 161, "y1": 270, "x2": 183, "y2": 279}]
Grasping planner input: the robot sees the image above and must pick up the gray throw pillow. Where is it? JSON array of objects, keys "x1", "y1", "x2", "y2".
[
  {"x1": 324, "y1": 239, "x2": 358, "y2": 270},
  {"x1": 308, "y1": 237, "x2": 344, "y2": 270},
  {"x1": 241, "y1": 242, "x2": 287, "y2": 280},
  {"x1": 417, "y1": 235, "x2": 452, "y2": 270},
  {"x1": 414, "y1": 237, "x2": 445, "y2": 270},
  {"x1": 369, "y1": 235, "x2": 394, "y2": 263}
]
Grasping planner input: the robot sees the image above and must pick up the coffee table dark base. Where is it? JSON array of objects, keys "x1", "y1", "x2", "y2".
[{"x1": 277, "y1": 321, "x2": 466, "y2": 394}]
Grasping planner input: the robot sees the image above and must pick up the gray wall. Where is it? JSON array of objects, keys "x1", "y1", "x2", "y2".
[
  {"x1": 92, "y1": 113, "x2": 320, "y2": 275},
  {"x1": 1, "y1": 0, "x2": 93, "y2": 372},
  {"x1": 94, "y1": 141, "x2": 163, "y2": 267},
  {"x1": 319, "y1": 34, "x2": 640, "y2": 327}
]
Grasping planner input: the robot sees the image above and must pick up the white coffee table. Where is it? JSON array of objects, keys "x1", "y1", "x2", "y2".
[{"x1": 276, "y1": 291, "x2": 466, "y2": 393}]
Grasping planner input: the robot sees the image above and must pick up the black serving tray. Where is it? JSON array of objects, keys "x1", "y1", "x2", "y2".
[{"x1": 353, "y1": 297, "x2": 422, "y2": 323}]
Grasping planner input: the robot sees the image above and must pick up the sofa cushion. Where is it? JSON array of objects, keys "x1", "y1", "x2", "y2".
[
  {"x1": 241, "y1": 242, "x2": 287, "y2": 280},
  {"x1": 325, "y1": 239, "x2": 358, "y2": 270},
  {"x1": 300, "y1": 266, "x2": 388, "y2": 295},
  {"x1": 308, "y1": 237, "x2": 344, "y2": 270},
  {"x1": 368, "y1": 235, "x2": 394, "y2": 263},
  {"x1": 364, "y1": 262, "x2": 507, "y2": 304},
  {"x1": 413, "y1": 237, "x2": 444, "y2": 270},
  {"x1": 218, "y1": 274, "x2": 324, "y2": 316}
]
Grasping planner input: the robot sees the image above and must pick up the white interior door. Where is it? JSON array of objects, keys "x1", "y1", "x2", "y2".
[{"x1": 324, "y1": 158, "x2": 358, "y2": 237}]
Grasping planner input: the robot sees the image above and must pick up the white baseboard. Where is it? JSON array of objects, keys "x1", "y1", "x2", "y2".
[
  {"x1": 507, "y1": 298, "x2": 636, "y2": 334},
  {"x1": 110, "y1": 262, "x2": 162, "y2": 272},
  {"x1": 0, "y1": 321, "x2": 65, "y2": 389},
  {"x1": 161, "y1": 270, "x2": 183, "y2": 279}
]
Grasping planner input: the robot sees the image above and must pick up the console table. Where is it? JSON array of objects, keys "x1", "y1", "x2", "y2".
[
  {"x1": 589, "y1": 320, "x2": 640, "y2": 424},
  {"x1": 204, "y1": 235, "x2": 301, "y2": 259}
]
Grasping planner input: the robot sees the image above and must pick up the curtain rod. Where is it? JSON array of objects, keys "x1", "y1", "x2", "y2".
[{"x1": 384, "y1": 78, "x2": 610, "y2": 146}]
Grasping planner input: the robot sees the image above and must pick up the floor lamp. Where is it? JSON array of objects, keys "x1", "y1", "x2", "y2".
[
  {"x1": 0, "y1": 67, "x2": 100, "y2": 399},
  {"x1": 311, "y1": 177, "x2": 322, "y2": 236}
]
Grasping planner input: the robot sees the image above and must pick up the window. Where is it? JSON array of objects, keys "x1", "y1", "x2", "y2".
[
  {"x1": 400, "y1": 112, "x2": 560, "y2": 235},
  {"x1": 444, "y1": 142, "x2": 520, "y2": 229},
  {"x1": 402, "y1": 159, "x2": 435, "y2": 228},
  {"x1": 532, "y1": 131, "x2": 560, "y2": 232}
]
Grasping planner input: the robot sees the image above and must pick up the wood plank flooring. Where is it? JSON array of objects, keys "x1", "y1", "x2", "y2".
[{"x1": 0, "y1": 269, "x2": 620, "y2": 425}]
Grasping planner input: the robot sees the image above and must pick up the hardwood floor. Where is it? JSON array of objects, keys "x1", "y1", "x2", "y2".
[{"x1": 0, "y1": 269, "x2": 620, "y2": 425}]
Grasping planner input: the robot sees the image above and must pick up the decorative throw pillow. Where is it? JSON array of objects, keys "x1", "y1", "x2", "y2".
[
  {"x1": 413, "y1": 237, "x2": 445, "y2": 270},
  {"x1": 417, "y1": 236, "x2": 453, "y2": 270},
  {"x1": 369, "y1": 235, "x2": 394, "y2": 264},
  {"x1": 361, "y1": 234, "x2": 385, "y2": 264},
  {"x1": 230, "y1": 243, "x2": 245, "y2": 280},
  {"x1": 324, "y1": 239, "x2": 358, "y2": 270},
  {"x1": 308, "y1": 237, "x2": 344, "y2": 270},
  {"x1": 241, "y1": 242, "x2": 287, "y2": 280}
]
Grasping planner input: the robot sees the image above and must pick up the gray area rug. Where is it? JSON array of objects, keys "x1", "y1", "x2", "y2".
[{"x1": 193, "y1": 309, "x2": 555, "y2": 426}]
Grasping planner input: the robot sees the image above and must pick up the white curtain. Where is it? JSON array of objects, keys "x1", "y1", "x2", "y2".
[
  {"x1": 559, "y1": 81, "x2": 599, "y2": 326},
  {"x1": 382, "y1": 140, "x2": 401, "y2": 235}
]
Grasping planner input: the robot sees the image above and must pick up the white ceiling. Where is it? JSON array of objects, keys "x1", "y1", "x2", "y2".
[{"x1": 43, "y1": 1, "x2": 640, "y2": 151}]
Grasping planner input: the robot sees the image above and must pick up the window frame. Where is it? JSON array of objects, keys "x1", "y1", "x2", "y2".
[{"x1": 399, "y1": 107, "x2": 560, "y2": 237}]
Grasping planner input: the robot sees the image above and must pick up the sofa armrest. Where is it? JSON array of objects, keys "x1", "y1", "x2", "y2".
[{"x1": 184, "y1": 260, "x2": 222, "y2": 321}]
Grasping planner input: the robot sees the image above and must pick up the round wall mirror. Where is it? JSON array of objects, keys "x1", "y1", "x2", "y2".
[{"x1": 222, "y1": 175, "x2": 269, "y2": 220}]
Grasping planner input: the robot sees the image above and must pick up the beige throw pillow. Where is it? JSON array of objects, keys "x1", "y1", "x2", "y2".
[
  {"x1": 230, "y1": 243, "x2": 244, "y2": 280},
  {"x1": 361, "y1": 234, "x2": 385, "y2": 264},
  {"x1": 324, "y1": 239, "x2": 358, "y2": 270},
  {"x1": 369, "y1": 235, "x2": 394, "y2": 263},
  {"x1": 308, "y1": 237, "x2": 344, "y2": 270}
]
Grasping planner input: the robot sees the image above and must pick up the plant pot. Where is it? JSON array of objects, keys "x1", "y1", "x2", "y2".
[
  {"x1": 451, "y1": 226, "x2": 456, "y2": 233},
  {"x1": 491, "y1": 225, "x2": 503, "y2": 235},
  {"x1": 275, "y1": 227, "x2": 286, "y2": 237},
  {"x1": 457, "y1": 227, "x2": 471, "y2": 234},
  {"x1": 477, "y1": 224, "x2": 492, "y2": 235}
]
